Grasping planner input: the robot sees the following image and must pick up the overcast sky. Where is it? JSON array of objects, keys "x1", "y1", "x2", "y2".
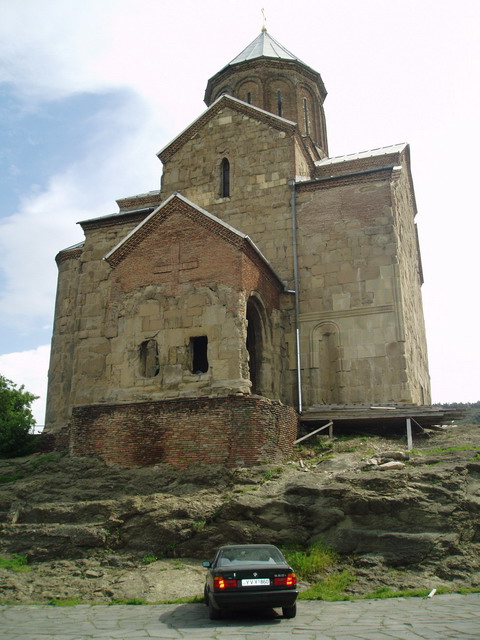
[{"x1": 0, "y1": 0, "x2": 478, "y2": 425}]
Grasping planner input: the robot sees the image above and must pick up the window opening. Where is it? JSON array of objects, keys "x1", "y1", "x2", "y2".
[
  {"x1": 191, "y1": 336, "x2": 209, "y2": 373},
  {"x1": 303, "y1": 97, "x2": 310, "y2": 136},
  {"x1": 247, "y1": 92, "x2": 252, "y2": 104},
  {"x1": 277, "y1": 91, "x2": 283, "y2": 117},
  {"x1": 246, "y1": 299, "x2": 264, "y2": 394},
  {"x1": 139, "y1": 339, "x2": 159, "y2": 378},
  {"x1": 220, "y1": 158, "x2": 230, "y2": 198}
]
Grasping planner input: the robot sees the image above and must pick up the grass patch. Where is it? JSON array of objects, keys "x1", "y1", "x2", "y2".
[
  {"x1": 27, "y1": 452, "x2": 67, "y2": 471},
  {"x1": 0, "y1": 554, "x2": 30, "y2": 572},
  {"x1": 48, "y1": 596, "x2": 84, "y2": 606},
  {"x1": 456, "y1": 586, "x2": 480, "y2": 594},
  {"x1": 141, "y1": 554, "x2": 157, "y2": 565},
  {"x1": 169, "y1": 559, "x2": 185, "y2": 570},
  {"x1": 110, "y1": 597, "x2": 148, "y2": 605},
  {"x1": 299, "y1": 570, "x2": 355, "y2": 601},
  {"x1": 362, "y1": 586, "x2": 450, "y2": 599},
  {"x1": 283, "y1": 542, "x2": 338, "y2": 581},
  {"x1": 297, "y1": 437, "x2": 333, "y2": 455},
  {"x1": 411, "y1": 445, "x2": 478, "y2": 455},
  {"x1": 0, "y1": 473, "x2": 25, "y2": 485},
  {"x1": 262, "y1": 466, "x2": 283, "y2": 481}
]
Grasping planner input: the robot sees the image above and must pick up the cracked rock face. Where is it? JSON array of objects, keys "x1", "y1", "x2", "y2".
[{"x1": 0, "y1": 424, "x2": 479, "y2": 602}]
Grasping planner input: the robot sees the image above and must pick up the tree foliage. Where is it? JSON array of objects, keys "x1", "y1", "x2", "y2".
[
  {"x1": 0, "y1": 375, "x2": 38, "y2": 458},
  {"x1": 433, "y1": 401, "x2": 480, "y2": 426}
]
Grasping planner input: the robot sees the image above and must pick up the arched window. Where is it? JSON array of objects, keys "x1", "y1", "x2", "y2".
[
  {"x1": 220, "y1": 158, "x2": 230, "y2": 198},
  {"x1": 303, "y1": 97, "x2": 310, "y2": 136},
  {"x1": 277, "y1": 90, "x2": 283, "y2": 117}
]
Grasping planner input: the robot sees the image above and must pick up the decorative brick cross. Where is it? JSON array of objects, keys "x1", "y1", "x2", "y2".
[{"x1": 153, "y1": 243, "x2": 198, "y2": 291}]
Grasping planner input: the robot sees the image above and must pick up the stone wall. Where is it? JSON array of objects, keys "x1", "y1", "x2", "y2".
[
  {"x1": 391, "y1": 163, "x2": 431, "y2": 403},
  {"x1": 295, "y1": 166, "x2": 415, "y2": 405},
  {"x1": 70, "y1": 395, "x2": 298, "y2": 468},
  {"x1": 159, "y1": 101, "x2": 302, "y2": 287},
  {"x1": 46, "y1": 215, "x2": 146, "y2": 433}
]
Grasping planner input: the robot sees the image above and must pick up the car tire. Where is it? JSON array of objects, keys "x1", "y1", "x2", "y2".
[
  {"x1": 208, "y1": 599, "x2": 222, "y2": 620},
  {"x1": 282, "y1": 603, "x2": 297, "y2": 619}
]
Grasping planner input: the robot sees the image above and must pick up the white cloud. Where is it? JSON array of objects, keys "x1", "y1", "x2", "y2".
[
  {"x1": 0, "y1": 95, "x2": 162, "y2": 332},
  {"x1": 0, "y1": 345, "x2": 50, "y2": 426}
]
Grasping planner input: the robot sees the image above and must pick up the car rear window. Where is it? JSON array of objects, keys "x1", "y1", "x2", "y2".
[{"x1": 217, "y1": 547, "x2": 285, "y2": 566}]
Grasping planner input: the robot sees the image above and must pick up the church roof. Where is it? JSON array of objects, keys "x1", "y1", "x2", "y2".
[
  {"x1": 315, "y1": 143, "x2": 407, "y2": 167},
  {"x1": 228, "y1": 29, "x2": 302, "y2": 66},
  {"x1": 204, "y1": 30, "x2": 326, "y2": 107}
]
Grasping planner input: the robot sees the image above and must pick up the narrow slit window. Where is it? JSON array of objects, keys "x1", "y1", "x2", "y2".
[
  {"x1": 220, "y1": 158, "x2": 230, "y2": 197},
  {"x1": 303, "y1": 97, "x2": 310, "y2": 136},
  {"x1": 191, "y1": 336, "x2": 208, "y2": 373},
  {"x1": 277, "y1": 91, "x2": 283, "y2": 117},
  {"x1": 247, "y1": 91, "x2": 252, "y2": 104}
]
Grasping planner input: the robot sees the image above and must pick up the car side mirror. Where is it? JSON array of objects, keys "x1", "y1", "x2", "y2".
[{"x1": 202, "y1": 561, "x2": 211, "y2": 568}]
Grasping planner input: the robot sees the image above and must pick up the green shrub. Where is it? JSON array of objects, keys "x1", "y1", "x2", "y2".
[
  {"x1": 283, "y1": 542, "x2": 338, "y2": 580},
  {"x1": 0, "y1": 554, "x2": 30, "y2": 572},
  {"x1": 0, "y1": 376, "x2": 38, "y2": 458}
]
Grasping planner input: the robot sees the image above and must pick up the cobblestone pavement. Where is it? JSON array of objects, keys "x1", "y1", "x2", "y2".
[{"x1": 0, "y1": 594, "x2": 479, "y2": 640}]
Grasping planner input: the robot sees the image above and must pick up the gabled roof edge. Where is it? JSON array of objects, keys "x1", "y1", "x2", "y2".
[
  {"x1": 157, "y1": 94, "x2": 296, "y2": 163},
  {"x1": 103, "y1": 192, "x2": 286, "y2": 289}
]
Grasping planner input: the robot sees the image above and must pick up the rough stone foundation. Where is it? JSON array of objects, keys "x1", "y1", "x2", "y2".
[{"x1": 70, "y1": 395, "x2": 298, "y2": 468}]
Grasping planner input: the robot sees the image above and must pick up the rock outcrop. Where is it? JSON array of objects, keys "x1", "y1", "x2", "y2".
[{"x1": 0, "y1": 424, "x2": 479, "y2": 602}]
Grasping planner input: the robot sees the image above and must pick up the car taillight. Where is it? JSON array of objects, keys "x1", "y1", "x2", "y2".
[
  {"x1": 214, "y1": 576, "x2": 238, "y2": 590},
  {"x1": 273, "y1": 573, "x2": 297, "y2": 586}
]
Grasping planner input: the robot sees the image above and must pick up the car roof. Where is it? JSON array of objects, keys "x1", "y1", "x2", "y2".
[{"x1": 216, "y1": 544, "x2": 281, "y2": 551}]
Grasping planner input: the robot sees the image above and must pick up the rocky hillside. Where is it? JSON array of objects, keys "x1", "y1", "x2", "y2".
[{"x1": 0, "y1": 424, "x2": 479, "y2": 603}]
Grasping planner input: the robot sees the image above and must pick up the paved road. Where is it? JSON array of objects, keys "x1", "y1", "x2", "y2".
[{"x1": 0, "y1": 594, "x2": 479, "y2": 639}]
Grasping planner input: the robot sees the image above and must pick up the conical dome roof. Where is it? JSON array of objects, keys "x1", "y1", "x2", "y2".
[{"x1": 228, "y1": 29, "x2": 302, "y2": 66}]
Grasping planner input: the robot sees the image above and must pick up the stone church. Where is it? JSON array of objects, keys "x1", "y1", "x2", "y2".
[{"x1": 44, "y1": 30, "x2": 431, "y2": 467}]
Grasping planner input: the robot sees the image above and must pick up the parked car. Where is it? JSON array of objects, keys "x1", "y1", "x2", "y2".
[{"x1": 203, "y1": 544, "x2": 298, "y2": 620}]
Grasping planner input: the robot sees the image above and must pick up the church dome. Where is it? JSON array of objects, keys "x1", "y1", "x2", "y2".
[{"x1": 204, "y1": 30, "x2": 329, "y2": 157}]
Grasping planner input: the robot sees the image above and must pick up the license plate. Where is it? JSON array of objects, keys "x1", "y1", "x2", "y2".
[{"x1": 241, "y1": 578, "x2": 270, "y2": 587}]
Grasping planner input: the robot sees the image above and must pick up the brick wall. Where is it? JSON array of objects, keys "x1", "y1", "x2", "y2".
[{"x1": 70, "y1": 395, "x2": 298, "y2": 468}]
